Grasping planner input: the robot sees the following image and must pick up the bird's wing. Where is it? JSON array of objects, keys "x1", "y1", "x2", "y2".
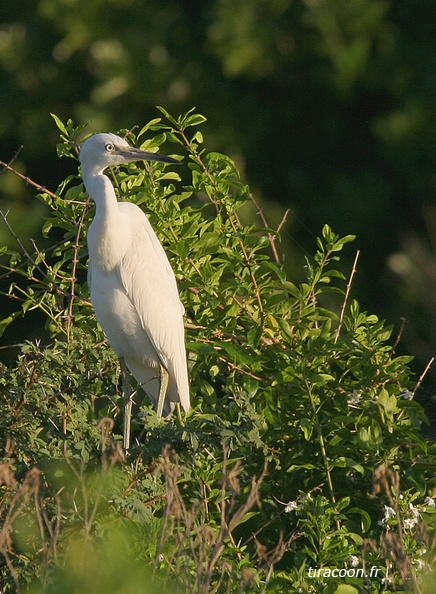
[{"x1": 116, "y1": 203, "x2": 189, "y2": 410}]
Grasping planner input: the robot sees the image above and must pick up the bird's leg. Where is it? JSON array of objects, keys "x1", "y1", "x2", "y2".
[
  {"x1": 176, "y1": 403, "x2": 185, "y2": 426},
  {"x1": 119, "y1": 356, "x2": 133, "y2": 451},
  {"x1": 156, "y1": 364, "x2": 169, "y2": 418}
]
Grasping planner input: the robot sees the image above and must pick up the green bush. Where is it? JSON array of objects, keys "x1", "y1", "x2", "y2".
[{"x1": 1, "y1": 110, "x2": 436, "y2": 593}]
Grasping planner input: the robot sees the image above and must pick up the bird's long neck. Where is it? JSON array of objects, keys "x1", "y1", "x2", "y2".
[{"x1": 84, "y1": 171, "x2": 129, "y2": 272}]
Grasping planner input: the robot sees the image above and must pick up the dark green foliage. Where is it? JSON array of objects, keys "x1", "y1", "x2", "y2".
[{"x1": 1, "y1": 111, "x2": 436, "y2": 593}]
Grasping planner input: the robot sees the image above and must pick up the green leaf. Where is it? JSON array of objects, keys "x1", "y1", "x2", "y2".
[
  {"x1": 358, "y1": 419, "x2": 383, "y2": 450},
  {"x1": 333, "y1": 586, "x2": 359, "y2": 594},
  {"x1": 347, "y1": 507, "x2": 372, "y2": 532},
  {"x1": 192, "y1": 131, "x2": 204, "y2": 143},
  {"x1": 156, "y1": 105, "x2": 177, "y2": 125},
  {"x1": 184, "y1": 113, "x2": 207, "y2": 128},
  {"x1": 216, "y1": 341, "x2": 253, "y2": 367},
  {"x1": 138, "y1": 118, "x2": 162, "y2": 136},
  {"x1": 377, "y1": 388, "x2": 398, "y2": 421},
  {"x1": 282, "y1": 280, "x2": 302, "y2": 299},
  {"x1": 186, "y1": 342, "x2": 216, "y2": 355},
  {"x1": 246, "y1": 325, "x2": 262, "y2": 348},
  {"x1": 50, "y1": 113, "x2": 68, "y2": 135},
  {"x1": 0, "y1": 311, "x2": 21, "y2": 337},
  {"x1": 300, "y1": 418, "x2": 313, "y2": 440},
  {"x1": 232, "y1": 511, "x2": 258, "y2": 528}
]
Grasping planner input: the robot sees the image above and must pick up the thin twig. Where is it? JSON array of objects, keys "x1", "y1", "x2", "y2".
[
  {"x1": 217, "y1": 356, "x2": 265, "y2": 382},
  {"x1": 276, "y1": 208, "x2": 291, "y2": 236},
  {"x1": 251, "y1": 196, "x2": 290, "y2": 265},
  {"x1": 0, "y1": 233, "x2": 85, "y2": 282},
  {"x1": 412, "y1": 357, "x2": 434, "y2": 397},
  {"x1": 229, "y1": 213, "x2": 265, "y2": 318},
  {"x1": 0, "y1": 210, "x2": 65, "y2": 294},
  {"x1": 30, "y1": 240, "x2": 73, "y2": 282},
  {"x1": 0, "y1": 159, "x2": 60, "y2": 200},
  {"x1": 395, "y1": 356, "x2": 434, "y2": 424},
  {"x1": 0, "y1": 145, "x2": 23, "y2": 173},
  {"x1": 0, "y1": 210, "x2": 40, "y2": 270},
  {"x1": 392, "y1": 317, "x2": 406, "y2": 352},
  {"x1": 334, "y1": 250, "x2": 360, "y2": 344},
  {"x1": 202, "y1": 459, "x2": 267, "y2": 593},
  {"x1": 0, "y1": 210, "x2": 84, "y2": 305},
  {"x1": 65, "y1": 197, "x2": 90, "y2": 332},
  {"x1": 251, "y1": 196, "x2": 278, "y2": 261}
]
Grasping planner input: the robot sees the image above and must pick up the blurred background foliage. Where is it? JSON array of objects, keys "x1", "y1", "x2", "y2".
[{"x1": 0, "y1": 0, "x2": 435, "y2": 391}]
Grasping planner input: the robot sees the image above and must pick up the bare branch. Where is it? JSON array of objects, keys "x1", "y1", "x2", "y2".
[
  {"x1": 334, "y1": 249, "x2": 360, "y2": 344},
  {"x1": 0, "y1": 159, "x2": 60, "y2": 200},
  {"x1": 412, "y1": 356, "x2": 434, "y2": 397},
  {"x1": 392, "y1": 317, "x2": 407, "y2": 352},
  {"x1": 276, "y1": 208, "x2": 291, "y2": 235},
  {"x1": 251, "y1": 196, "x2": 290, "y2": 265},
  {"x1": 65, "y1": 197, "x2": 91, "y2": 332}
]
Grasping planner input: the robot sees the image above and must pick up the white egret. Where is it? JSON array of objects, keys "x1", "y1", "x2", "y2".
[{"x1": 79, "y1": 133, "x2": 190, "y2": 450}]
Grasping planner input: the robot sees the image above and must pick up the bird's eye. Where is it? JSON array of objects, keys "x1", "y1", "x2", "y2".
[{"x1": 105, "y1": 143, "x2": 115, "y2": 152}]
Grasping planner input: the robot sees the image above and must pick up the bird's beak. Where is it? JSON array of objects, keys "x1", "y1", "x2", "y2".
[{"x1": 120, "y1": 147, "x2": 180, "y2": 165}]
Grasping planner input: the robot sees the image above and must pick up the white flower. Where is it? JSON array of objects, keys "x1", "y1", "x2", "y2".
[
  {"x1": 403, "y1": 517, "x2": 418, "y2": 530},
  {"x1": 381, "y1": 576, "x2": 393, "y2": 585},
  {"x1": 350, "y1": 555, "x2": 359, "y2": 567},
  {"x1": 416, "y1": 559, "x2": 425, "y2": 571},
  {"x1": 399, "y1": 390, "x2": 414, "y2": 400},
  {"x1": 379, "y1": 505, "x2": 396, "y2": 525},
  {"x1": 424, "y1": 496, "x2": 435, "y2": 507},
  {"x1": 284, "y1": 500, "x2": 299, "y2": 513},
  {"x1": 409, "y1": 503, "x2": 420, "y2": 518},
  {"x1": 384, "y1": 505, "x2": 396, "y2": 520},
  {"x1": 347, "y1": 390, "x2": 362, "y2": 406}
]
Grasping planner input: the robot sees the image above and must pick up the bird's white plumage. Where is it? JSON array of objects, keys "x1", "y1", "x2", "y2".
[{"x1": 79, "y1": 133, "x2": 190, "y2": 419}]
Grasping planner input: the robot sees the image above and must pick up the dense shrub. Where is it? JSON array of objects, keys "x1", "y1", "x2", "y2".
[{"x1": 1, "y1": 111, "x2": 436, "y2": 593}]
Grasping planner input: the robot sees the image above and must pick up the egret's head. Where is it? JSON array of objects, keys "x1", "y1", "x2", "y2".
[{"x1": 79, "y1": 133, "x2": 179, "y2": 174}]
